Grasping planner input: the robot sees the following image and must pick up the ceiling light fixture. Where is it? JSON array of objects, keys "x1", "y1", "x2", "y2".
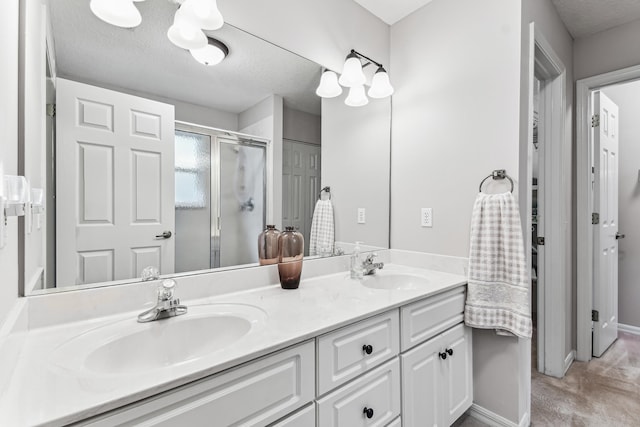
[
  {"x1": 316, "y1": 49, "x2": 394, "y2": 107},
  {"x1": 190, "y1": 37, "x2": 229, "y2": 66},
  {"x1": 90, "y1": 0, "x2": 142, "y2": 28},
  {"x1": 90, "y1": 0, "x2": 228, "y2": 66}
]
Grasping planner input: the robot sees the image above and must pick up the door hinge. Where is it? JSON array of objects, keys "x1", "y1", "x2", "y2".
[
  {"x1": 592, "y1": 212, "x2": 600, "y2": 225},
  {"x1": 592, "y1": 310, "x2": 599, "y2": 322},
  {"x1": 46, "y1": 103, "x2": 56, "y2": 117},
  {"x1": 536, "y1": 236, "x2": 545, "y2": 246},
  {"x1": 591, "y1": 114, "x2": 600, "y2": 128}
]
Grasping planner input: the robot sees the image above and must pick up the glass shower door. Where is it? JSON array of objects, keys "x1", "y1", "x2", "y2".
[{"x1": 217, "y1": 138, "x2": 266, "y2": 267}]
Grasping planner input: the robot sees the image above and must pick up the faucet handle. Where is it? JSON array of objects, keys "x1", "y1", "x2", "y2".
[
  {"x1": 158, "y1": 279, "x2": 176, "y2": 300},
  {"x1": 364, "y1": 253, "x2": 378, "y2": 263}
]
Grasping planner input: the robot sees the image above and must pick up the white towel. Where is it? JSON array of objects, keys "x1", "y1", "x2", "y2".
[
  {"x1": 309, "y1": 199, "x2": 335, "y2": 256},
  {"x1": 464, "y1": 192, "x2": 532, "y2": 339}
]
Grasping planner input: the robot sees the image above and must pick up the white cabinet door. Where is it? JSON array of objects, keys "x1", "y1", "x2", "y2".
[
  {"x1": 401, "y1": 334, "x2": 443, "y2": 427},
  {"x1": 317, "y1": 358, "x2": 400, "y2": 427},
  {"x1": 81, "y1": 341, "x2": 315, "y2": 427},
  {"x1": 441, "y1": 324, "x2": 473, "y2": 425},
  {"x1": 56, "y1": 78, "x2": 176, "y2": 286},
  {"x1": 401, "y1": 324, "x2": 473, "y2": 427}
]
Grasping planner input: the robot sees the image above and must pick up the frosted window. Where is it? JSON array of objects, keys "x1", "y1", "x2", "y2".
[{"x1": 175, "y1": 130, "x2": 210, "y2": 208}]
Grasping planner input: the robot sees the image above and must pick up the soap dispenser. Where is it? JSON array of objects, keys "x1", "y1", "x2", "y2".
[{"x1": 350, "y1": 241, "x2": 364, "y2": 279}]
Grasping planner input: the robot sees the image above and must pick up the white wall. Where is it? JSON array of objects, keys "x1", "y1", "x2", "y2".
[
  {"x1": 283, "y1": 107, "x2": 321, "y2": 145},
  {"x1": 390, "y1": 0, "x2": 525, "y2": 423},
  {"x1": 521, "y1": 0, "x2": 575, "y2": 369},
  {"x1": 322, "y1": 93, "x2": 391, "y2": 249},
  {"x1": 602, "y1": 81, "x2": 640, "y2": 328},
  {"x1": 0, "y1": 0, "x2": 20, "y2": 326},
  {"x1": 574, "y1": 18, "x2": 640, "y2": 80},
  {"x1": 239, "y1": 96, "x2": 284, "y2": 229}
]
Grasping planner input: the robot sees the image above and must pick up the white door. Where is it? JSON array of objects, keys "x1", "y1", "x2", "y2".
[
  {"x1": 56, "y1": 78, "x2": 175, "y2": 286},
  {"x1": 282, "y1": 140, "x2": 321, "y2": 254},
  {"x1": 592, "y1": 91, "x2": 619, "y2": 357}
]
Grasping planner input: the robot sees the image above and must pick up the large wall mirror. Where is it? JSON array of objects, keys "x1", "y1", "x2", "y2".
[{"x1": 20, "y1": 0, "x2": 391, "y2": 295}]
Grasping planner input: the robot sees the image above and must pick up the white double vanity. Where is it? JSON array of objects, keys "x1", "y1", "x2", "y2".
[{"x1": 0, "y1": 251, "x2": 472, "y2": 426}]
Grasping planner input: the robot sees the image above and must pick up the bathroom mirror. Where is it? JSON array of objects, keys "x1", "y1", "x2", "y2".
[{"x1": 21, "y1": 0, "x2": 391, "y2": 294}]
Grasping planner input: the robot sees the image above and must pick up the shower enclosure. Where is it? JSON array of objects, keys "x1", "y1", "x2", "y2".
[{"x1": 174, "y1": 123, "x2": 267, "y2": 273}]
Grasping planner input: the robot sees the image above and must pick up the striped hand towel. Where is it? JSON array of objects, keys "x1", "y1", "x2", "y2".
[
  {"x1": 309, "y1": 199, "x2": 335, "y2": 256},
  {"x1": 464, "y1": 192, "x2": 532, "y2": 339}
]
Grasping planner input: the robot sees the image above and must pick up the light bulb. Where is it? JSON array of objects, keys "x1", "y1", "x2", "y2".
[
  {"x1": 167, "y1": 7, "x2": 207, "y2": 50},
  {"x1": 190, "y1": 38, "x2": 229, "y2": 66},
  {"x1": 182, "y1": 0, "x2": 224, "y2": 31},
  {"x1": 345, "y1": 85, "x2": 369, "y2": 107},
  {"x1": 315, "y1": 70, "x2": 342, "y2": 98},
  {"x1": 90, "y1": 0, "x2": 141, "y2": 28},
  {"x1": 338, "y1": 52, "x2": 366, "y2": 88},
  {"x1": 368, "y1": 66, "x2": 394, "y2": 98}
]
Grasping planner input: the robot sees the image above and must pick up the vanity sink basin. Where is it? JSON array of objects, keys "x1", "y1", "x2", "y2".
[
  {"x1": 51, "y1": 304, "x2": 267, "y2": 375},
  {"x1": 360, "y1": 272, "x2": 431, "y2": 290}
]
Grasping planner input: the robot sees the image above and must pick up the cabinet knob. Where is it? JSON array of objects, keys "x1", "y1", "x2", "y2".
[
  {"x1": 363, "y1": 407, "x2": 374, "y2": 419},
  {"x1": 439, "y1": 351, "x2": 447, "y2": 360},
  {"x1": 447, "y1": 348, "x2": 454, "y2": 356},
  {"x1": 362, "y1": 344, "x2": 373, "y2": 355}
]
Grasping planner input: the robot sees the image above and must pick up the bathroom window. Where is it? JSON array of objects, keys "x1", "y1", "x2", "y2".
[{"x1": 174, "y1": 130, "x2": 210, "y2": 208}]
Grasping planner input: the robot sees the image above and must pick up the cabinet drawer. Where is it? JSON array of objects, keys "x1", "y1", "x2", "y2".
[
  {"x1": 80, "y1": 341, "x2": 315, "y2": 427},
  {"x1": 317, "y1": 310, "x2": 399, "y2": 395},
  {"x1": 400, "y1": 286, "x2": 465, "y2": 351},
  {"x1": 270, "y1": 403, "x2": 315, "y2": 427},
  {"x1": 317, "y1": 358, "x2": 400, "y2": 427}
]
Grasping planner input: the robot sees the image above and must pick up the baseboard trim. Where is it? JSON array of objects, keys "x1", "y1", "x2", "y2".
[
  {"x1": 619, "y1": 323, "x2": 640, "y2": 336},
  {"x1": 468, "y1": 404, "x2": 527, "y2": 427},
  {"x1": 563, "y1": 350, "x2": 575, "y2": 375}
]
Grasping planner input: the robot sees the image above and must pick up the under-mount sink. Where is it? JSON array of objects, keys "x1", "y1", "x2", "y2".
[
  {"x1": 359, "y1": 272, "x2": 432, "y2": 290},
  {"x1": 51, "y1": 304, "x2": 267, "y2": 375}
]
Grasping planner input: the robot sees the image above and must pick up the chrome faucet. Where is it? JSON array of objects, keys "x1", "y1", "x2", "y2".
[
  {"x1": 362, "y1": 253, "x2": 384, "y2": 276},
  {"x1": 137, "y1": 279, "x2": 187, "y2": 323}
]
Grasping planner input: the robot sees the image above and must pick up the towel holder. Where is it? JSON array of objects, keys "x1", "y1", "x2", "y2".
[
  {"x1": 479, "y1": 169, "x2": 514, "y2": 193},
  {"x1": 318, "y1": 186, "x2": 331, "y2": 200}
]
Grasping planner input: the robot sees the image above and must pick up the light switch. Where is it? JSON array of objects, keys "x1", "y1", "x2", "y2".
[
  {"x1": 357, "y1": 208, "x2": 366, "y2": 224},
  {"x1": 421, "y1": 208, "x2": 433, "y2": 227}
]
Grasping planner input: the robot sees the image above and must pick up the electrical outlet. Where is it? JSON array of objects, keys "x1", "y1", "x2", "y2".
[
  {"x1": 421, "y1": 208, "x2": 433, "y2": 227},
  {"x1": 357, "y1": 208, "x2": 366, "y2": 224}
]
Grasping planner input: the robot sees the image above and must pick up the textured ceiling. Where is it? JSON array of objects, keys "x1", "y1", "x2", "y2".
[
  {"x1": 352, "y1": 0, "x2": 433, "y2": 25},
  {"x1": 48, "y1": 0, "x2": 321, "y2": 115},
  {"x1": 551, "y1": 0, "x2": 640, "y2": 38}
]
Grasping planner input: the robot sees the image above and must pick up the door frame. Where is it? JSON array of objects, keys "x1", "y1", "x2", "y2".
[
  {"x1": 575, "y1": 64, "x2": 640, "y2": 361},
  {"x1": 523, "y1": 24, "x2": 568, "y2": 378}
]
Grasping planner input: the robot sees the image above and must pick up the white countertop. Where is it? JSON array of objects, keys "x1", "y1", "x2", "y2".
[{"x1": 0, "y1": 263, "x2": 466, "y2": 426}]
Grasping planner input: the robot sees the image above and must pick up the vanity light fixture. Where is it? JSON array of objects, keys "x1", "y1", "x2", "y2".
[
  {"x1": 315, "y1": 70, "x2": 342, "y2": 98},
  {"x1": 90, "y1": 0, "x2": 227, "y2": 66},
  {"x1": 190, "y1": 37, "x2": 229, "y2": 66},
  {"x1": 316, "y1": 49, "x2": 394, "y2": 107}
]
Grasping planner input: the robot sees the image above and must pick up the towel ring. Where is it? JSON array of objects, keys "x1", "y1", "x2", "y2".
[
  {"x1": 318, "y1": 186, "x2": 331, "y2": 200},
  {"x1": 479, "y1": 170, "x2": 514, "y2": 193}
]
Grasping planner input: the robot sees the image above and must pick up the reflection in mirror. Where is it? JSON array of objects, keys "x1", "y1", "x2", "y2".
[{"x1": 21, "y1": 0, "x2": 391, "y2": 295}]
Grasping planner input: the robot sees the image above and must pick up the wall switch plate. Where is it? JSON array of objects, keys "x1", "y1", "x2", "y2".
[
  {"x1": 357, "y1": 208, "x2": 366, "y2": 224},
  {"x1": 421, "y1": 208, "x2": 433, "y2": 227}
]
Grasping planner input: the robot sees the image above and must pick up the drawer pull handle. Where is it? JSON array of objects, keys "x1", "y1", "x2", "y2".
[
  {"x1": 439, "y1": 351, "x2": 447, "y2": 360},
  {"x1": 363, "y1": 407, "x2": 374, "y2": 419},
  {"x1": 362, "y1": 344, "x2": 373, "y2": 355},
  {"x1": 447, "y1": 348, "x2": 454, "y2": 356}
]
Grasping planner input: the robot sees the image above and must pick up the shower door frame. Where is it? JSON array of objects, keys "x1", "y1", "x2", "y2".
[{"x1": 175, "y1": 121, "x2": 269, "y2": 269}]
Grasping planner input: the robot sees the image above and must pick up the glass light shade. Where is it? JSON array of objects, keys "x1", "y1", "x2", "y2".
[
  {"x1": 345, "y1": 85, "x2": 369, "y2": 107},
  {"x1": 338, "y1": 53, "x2": 366, "y2": 87},
  {"x1": 167, "y1": 7, "x2": 207, "y2": 50},
  {"x1": 181, "y1": 0, "x2": 224, "y2": 30},
  {"x1": 90, "y1": 0, "x2": 141, "y2": 28},
  {"x1": 368, "y1": 67, "x2": 394, "y2": 98},
  {"x1": 190, "y1": 38, "x2": 228, "y2": 66},
  {"x1": 315, "y1": 70, "x2": 342, "y2": 98}
]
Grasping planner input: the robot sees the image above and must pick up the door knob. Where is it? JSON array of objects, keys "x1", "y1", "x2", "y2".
[
  {"x1": 155, "y1": 231, "x2": 172, "y2": 239},
  {"x1": 446, "y1": 348, "x2": 454, "y2": 356},
  {"x1": 616, "y1": 232, "x2": 625, "y2": 240},
  {"x1": 363, "y1": 407, "x2": 374, "y2": 419},
  {"x1": 362, "y1": 344, "x2": 373, "y2": 355},
  {"x1": 439, "y1": 351, "x2": 447, "y2": 360}
]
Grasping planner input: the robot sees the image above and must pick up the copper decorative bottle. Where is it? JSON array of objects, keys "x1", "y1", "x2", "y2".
[
  {"x1": 258, "y1": 225, "x2": 280, "y2": 265},
  {"x1": 278, "y1": 226, "x2": 304, "y2": 289}
]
